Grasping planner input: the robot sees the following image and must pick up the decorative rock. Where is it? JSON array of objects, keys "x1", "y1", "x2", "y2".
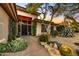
[
  {"x1": 48, "y1": 47, "x2": 61, "y2": 56},
  {"x1": 40, "y1": 42, "x2": 47, "y2": 46},
  {"x1": 44, "y1": 43, "x2": 61, "y2": 56}
]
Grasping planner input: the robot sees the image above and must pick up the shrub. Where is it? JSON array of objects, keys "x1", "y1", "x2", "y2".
[
  {"x1": 8, "y1": 39, "x2": 27, "y2": 52},
  {"x1": 57, "y1": 25, "x2": 65, "y2": 33},
  {"x1": 32, "y1": 21, "x2": 37, "y2": 36},
  {"x1": 70, "y1": 22, "x2": 78, "y2": 32},
  {"x1": 0, "y1": 43, "x2": 7, "y2": 53},
  {"x1": 39, "y1": 34, "x2": 48, "y2": 42},
  {"x1": 8, "y1": 18, "x2": 16, "y2": 42},
  {"x1": 59, "y1": 44, "x2": 75, "y2": 56},
  {"x1": 61, "y1": 27, "x2": 74, "y2": 37}
]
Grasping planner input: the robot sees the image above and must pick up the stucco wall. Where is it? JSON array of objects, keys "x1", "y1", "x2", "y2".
[
  {"x1": 0, "y1": 6, "x2": 9, "y2": 43},
  {"x1": 36, "y1": 22, "x2": 41, "y2": 36},
  {"x1": 36, "y1": 23, "x2": 51, "y2": 36}
]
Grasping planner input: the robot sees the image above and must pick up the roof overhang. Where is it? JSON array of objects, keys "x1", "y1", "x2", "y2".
[
  {"x1": 0, "y1": 3, "x2": 18, "y2": 21},
  {"x1": 17, "y1": 9, "x2": 37, "y2": 20}
]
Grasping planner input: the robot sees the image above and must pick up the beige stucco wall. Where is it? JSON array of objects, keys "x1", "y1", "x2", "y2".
[
  {"x1": 0, "y1": 6, "x2": 9, "y2": 43},
  {"x1": 36, "y1": 22, "x2": 41, "y2": 36},
  {"x1": 36, "y1": 23, "x2": 51, "y2": 36}
]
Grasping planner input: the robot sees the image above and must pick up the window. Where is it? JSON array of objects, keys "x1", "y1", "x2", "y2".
[
  {"x1": 41, "y1": 24, "x2": 48, "y2": 32},
  {"x1": 0, "y1": 23, "x2": 4, "y2": 39}
]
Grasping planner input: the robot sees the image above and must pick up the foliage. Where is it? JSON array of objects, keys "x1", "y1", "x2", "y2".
[
  {"x1": 32, "y1": 21, "x2": 37, "y2": 36},
  {"x1": 70, "y1": 22, "x2": 79, "y2": 32},
  {"x1": 59, "y1": 44, "x2": 75, "y2": 56},
  {"x1": 61, "y1": 27, "x2": 74, "y2": 37},
  {"x1": 0, "y1": 39, "x2": 27, "y2": 53},
  {"x1": 8, "y1": 39, "x2": 27, "y2": 52},
  {"x1": 8, "y1": 18, "x2": 16, "y2": 42},
  {"x1": 55, "y1": 3, "x2": 79, "y2": 17},
  {"x1": 0, "y1": 43, "x2": 7, "y2": 53},
  {"x1": 39, "y1": 34, "x2": 48, "y2": 42},
  {"x1": 57, "y1": 25, "x2": 65, "y2": 33},
  {"x1": 26, "y1": 3, "x2": 43, "y2": 14}
]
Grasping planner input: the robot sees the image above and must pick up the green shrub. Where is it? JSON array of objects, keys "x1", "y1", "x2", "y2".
[
  {"x1": 57, "y1": 25, "x2": 65, "y2": 33},
  {"x1": 39, "y1": 34, "x2": 48, "y2": 42},
  {"x1": 0, "y1": 43, "x2": 7, "y2": 53},
  {"x1": 32, "y1": 21, "x2": 37, "y2": 36},
  {"x1": 8, "y1": 18, "x2": 16, "y2": 42},
  {"x1": 61, "y1": 27, "x2": 74, "y2": 37},
  {"x1": 59, "y1": 44, "x2": 75, "y2": 56},
  {"x1": 8, "y1": 39, "x2": 27, "y2": 52}
]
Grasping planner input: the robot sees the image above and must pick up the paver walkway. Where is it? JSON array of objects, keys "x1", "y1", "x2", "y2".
[
  {"x1": 2, "y1": 36, "x2": 49, "y2": 56},
  {"x1": 2, "y1": 33, "x2": 79, "y2": 56}
]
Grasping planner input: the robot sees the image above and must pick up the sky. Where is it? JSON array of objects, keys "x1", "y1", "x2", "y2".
[
  {"x1": 16, "y1": 3, "x2": 27, "y2": 8},
  {"x1": 16, "y1": 3, "x2": 79, "y2": 22}
]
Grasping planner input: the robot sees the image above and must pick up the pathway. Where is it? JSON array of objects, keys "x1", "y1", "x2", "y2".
[{"x1": 2, "y1": 36, "x2": 49, "y2": 56}]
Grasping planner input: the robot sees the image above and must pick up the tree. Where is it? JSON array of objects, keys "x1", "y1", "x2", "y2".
[
  {"x1": 26, "y1": 3, "x2": 43, "y2": 15},
  {"x1": 25, "y1": 3, "x2": 79, "y2": 35}
]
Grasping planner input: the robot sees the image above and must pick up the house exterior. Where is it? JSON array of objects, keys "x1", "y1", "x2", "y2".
[
  {"x1": 0, "y1": 3, "x2": 17, "y2": 43},
  {"x1": 16, "y1": 5, "x2": 38, "y2": 36},
  {"x1": 16, "y1": 5, "x2": 66, "y2": 36}
]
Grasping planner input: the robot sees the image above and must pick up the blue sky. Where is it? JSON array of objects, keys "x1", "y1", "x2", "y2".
[{"x1": 16, "y1": 3, "x2": 27, "y2": 7}]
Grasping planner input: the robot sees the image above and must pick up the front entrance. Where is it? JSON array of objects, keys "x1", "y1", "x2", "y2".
[
  {"x1": 21, "y1": 24, "x2": 31, "y2": 35},
  {"x1": 17, "y1": 21, "x2": 32, "y2": 36},
  {"x1": 22, "y1": 24, "x2": 27, "y2": 35},
  {"x1": 17, "y1": 15, "x2": 32, "y2": 36}
]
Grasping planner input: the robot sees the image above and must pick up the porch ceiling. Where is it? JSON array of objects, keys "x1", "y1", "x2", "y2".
[{"x1": 18, "y1": 15, "x2": 32, "y2": 21}]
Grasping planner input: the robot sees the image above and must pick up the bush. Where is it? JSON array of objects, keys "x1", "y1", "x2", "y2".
[
  {"x1": 8, "y1": 39, "x2": 27, "y2": 52},
  {"x1": 0, "y1": 43, "x2": 7, "y2": 53},
  {"x1": 59, "y1": 44, "x2": 75, "y2": 56},
  {"x1": 39, "y1": 34, "x2": 48, "y2": 42},
  {"x1": 70, "y1": 22, "x2": 78, "y2": 32},
  {"x1": 61, "y1": 27, "x2": 74, "y2": 37},
  {"x1": 57, "y1": 25, "x2": 65, "y2": 33}
]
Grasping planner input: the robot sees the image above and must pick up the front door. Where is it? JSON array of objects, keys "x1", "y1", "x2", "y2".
[
  {"x1": 22, "y1": 24, "x2": 27, "y2": 35},
  {"x1": 21, "y1": 24, "x2": 32, "y2": 36}
]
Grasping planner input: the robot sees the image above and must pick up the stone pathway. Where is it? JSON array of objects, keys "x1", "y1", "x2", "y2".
[{"x1": 2, "y1": 36, "x2": 49, "y2": 56}]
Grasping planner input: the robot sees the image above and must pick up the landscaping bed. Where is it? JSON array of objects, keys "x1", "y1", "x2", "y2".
[
  {"x1": 39, "y1": 34, "x2": 77, "y2": 56},
  {"x1": 0, "y1": 38, "x2": 27, "y2": 53}
]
